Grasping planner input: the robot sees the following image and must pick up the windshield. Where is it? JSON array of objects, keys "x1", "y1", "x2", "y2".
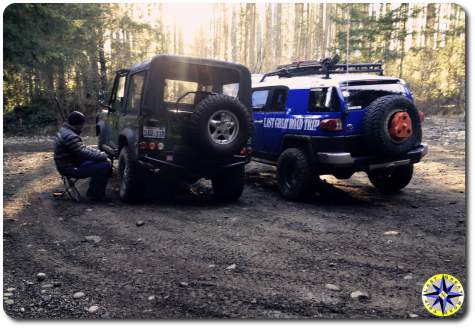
[{"x1": 341, "y1": 82, "x2": 405, "y2": 110}]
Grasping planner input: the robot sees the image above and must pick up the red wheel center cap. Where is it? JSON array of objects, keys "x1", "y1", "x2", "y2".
[{"x1": 389, "y1": 112, "x2": 412, "y2": 140}]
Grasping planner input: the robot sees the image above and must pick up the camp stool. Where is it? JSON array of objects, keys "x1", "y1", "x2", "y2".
[{"x1": 61, "y1": 176, "x2": 81, "y2": 202}]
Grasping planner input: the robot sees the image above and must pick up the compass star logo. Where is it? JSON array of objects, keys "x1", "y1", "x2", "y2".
[{"x1": 421, "y1": 274, "x2": 464, "y2": 317}]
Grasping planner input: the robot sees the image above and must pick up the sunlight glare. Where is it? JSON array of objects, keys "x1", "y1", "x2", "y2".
[{"x1": 162, "y1": 4, "x2": 215, "y2": 46}]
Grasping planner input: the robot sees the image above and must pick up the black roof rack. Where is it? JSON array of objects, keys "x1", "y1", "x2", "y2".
[{"x1": 260, "y1": 57, "x2": 384, "y2": 82}]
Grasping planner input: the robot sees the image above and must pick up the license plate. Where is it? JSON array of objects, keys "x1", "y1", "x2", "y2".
[{"x1": 143, "y1": 126, "x2": 166, "y2": 139}]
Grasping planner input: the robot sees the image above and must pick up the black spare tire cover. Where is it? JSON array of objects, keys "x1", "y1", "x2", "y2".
[
  {"x1": 187, "y1": 94, "x2": 252, "y2": 156},
  {"x1": 362, "y1": 95, "x2": 422, "y2": 156}
]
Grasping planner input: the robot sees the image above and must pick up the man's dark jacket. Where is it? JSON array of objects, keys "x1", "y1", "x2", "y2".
[{"x1": 54, "y1": 123, "x2": 107, "y2": 175}]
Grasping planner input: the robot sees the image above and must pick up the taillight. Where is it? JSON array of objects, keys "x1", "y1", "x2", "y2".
[
  {"x1": 139, "y1": 141, "x2": 162, "y2": 151},
  {"x1": 148, "y1": 142, "x2": 157, "y2": 151},
  {"x1": 240, "y1": 147, "x2": 252, "y2": 155},
  {"x1": 319, "y1": 118, "x2": 343, "y2": 131},
  {"x1": 419, "y1": 111, "x2": 425, "y2": 123}
]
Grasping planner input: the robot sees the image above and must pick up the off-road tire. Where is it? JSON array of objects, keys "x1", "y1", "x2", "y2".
[
  {"x1": 212, "y1": 166, "x2": 245, "y2": 202},
  {"x1": 363, "y1": 95, "x2": 422, "y2": 156},
  {"x1": 118, "y1": 147, "x2": 144, "y2": 202},
  {"x1": 367, "y1": 164, "x2": 414, "y2": 194},
  {"x1": 188, "y1": 94, "x2": 252, "y2": 156},
  {"x1": 277, "y1": 148, "x2": 315, "y2": 201}
]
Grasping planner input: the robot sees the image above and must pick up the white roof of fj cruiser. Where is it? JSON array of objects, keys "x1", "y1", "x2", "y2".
[{"x1": 252, "y1": 73, "x2": 402, "y2": 89}]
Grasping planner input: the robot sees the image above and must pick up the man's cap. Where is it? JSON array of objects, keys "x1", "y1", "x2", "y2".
[{"x1": 67, "y1": 111, "x2": 86, "y2": 126}]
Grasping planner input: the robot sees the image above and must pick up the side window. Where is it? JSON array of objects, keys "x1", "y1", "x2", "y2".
[
  {"x1": 330, "y1": 88, "x2": 340, "y2": 111},
  {"x1": 111, "y1": 75, "x2": 126, "y2": 112},
  {"x1": 126, "y1": 71, "x2": 146, "y2": 114},
  {"x1": 308, "y1": 88, "x2": 328, "y2": 112},
  {"x1": 308, "y1": 87, "x2": 339, "y2": 112},
  {"x1": 251, "y1": 89, "x2": 270, "y2": 111},
  {"x1": 268, "y1": 88, "x2": 287, "y2": 112}
]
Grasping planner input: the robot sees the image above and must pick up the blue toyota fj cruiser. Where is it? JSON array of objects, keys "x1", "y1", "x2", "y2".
[{"x1": 251, "y1": 57, "x2": 428, "y2": 200}]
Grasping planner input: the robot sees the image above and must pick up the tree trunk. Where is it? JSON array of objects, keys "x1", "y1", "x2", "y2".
[
  {"x1": 263, "y1": 4, "x2": 273, "y2": 70},
  {"x1": 273, "y1": 4, "x2": 282, "y2": 62},
  {"x1": 98, "y1": 26, "x2": 108, "y2": 98},
  {"x1": 316, "y1": 4, "x2": 324, "y2": 58},
  {"x1": 57, "y1": 60, "x2": 67, "y2": 114},
  {"x1": 323, "y1": 4, "x2": 332, "y2": 57},
  {"x1": 424, "y1": 4, "x2": 437, "y2": 48},
  {"x1": 231, "y1": 6, "x2": 238, "y2": 62},
  {"x1": 222, "y1": 5, "x2": 229, "y2": 61},
  {"x1": 248, "y1": 3, "x2": 256, "y2": 70},
  {"x1": 86, "y1": 28, "x2": 99, "y2": 118},
  {"x1": 255, "y1": 11, "x2": 263, "y2": 73},
  {"x1": 398, "y1": 3, "x2": 409, "y2": 78}
]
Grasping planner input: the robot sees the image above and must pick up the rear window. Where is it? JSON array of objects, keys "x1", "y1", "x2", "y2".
[
  {"x1": 223, "y1": 83, "x2": 239, "y2": 97},
  {"x1": 158, "y1": 63, "x2": 242, "y2": 108},
  {"x1": 163, "y1": 79, "x2": 199, "y2": 104},
  {"x1": 341, "y1": 83, "x2": 405, "y2": 110}
]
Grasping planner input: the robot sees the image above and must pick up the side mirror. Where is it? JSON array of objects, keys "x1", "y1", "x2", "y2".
[{"x1": 99, "y1": 101, "x2": 113, "y2": 112}]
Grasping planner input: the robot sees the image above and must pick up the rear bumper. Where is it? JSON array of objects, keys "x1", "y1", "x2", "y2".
[
  {"x1": 316, "y1": 143, "x2": 428, "y2": 171},
  {"x1": 137, "y1": 153, "x2": 250, "y2": 177}
]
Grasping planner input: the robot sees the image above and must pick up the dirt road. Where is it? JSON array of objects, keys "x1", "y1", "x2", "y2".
[{"x1": 3, "y1": 115, "x2": 466, "y2": 319}]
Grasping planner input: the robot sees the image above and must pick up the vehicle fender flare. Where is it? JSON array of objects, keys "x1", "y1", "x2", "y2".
[
  {"x1": 119, "y1": 128, "x2": 138, "y2": 161},
  {"x1": 281, "y1": 135, "x2": 316, "y2": 163},
  {"x1": 96, "y1": 120, "x2": 110, "y2": 149}
]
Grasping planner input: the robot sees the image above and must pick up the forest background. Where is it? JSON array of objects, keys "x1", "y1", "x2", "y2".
[{"x1": 3, "y1": 3, "x2": 465, "y2": 134}]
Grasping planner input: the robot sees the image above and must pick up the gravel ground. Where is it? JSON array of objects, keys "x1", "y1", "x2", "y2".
[{"x1": 3, "y1": 115, "x2": 466, "y2": 319}]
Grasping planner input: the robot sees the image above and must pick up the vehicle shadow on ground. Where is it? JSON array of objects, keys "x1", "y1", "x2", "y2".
[
  {"x1": 105, "y1": 171, "x2": 372, "y2": 207},
  {"x1": 103, "y1": 172, "x2": 228, "y2": 207},
  {"x1": 50, "y1": 161, "x2": 435, "y2": 209},
  {"x1": 245, "y1": 170, "x2": 372, "y2": 206},
  {"x1": 309, "y1": 181, "x2": 374, "y2": 206}
]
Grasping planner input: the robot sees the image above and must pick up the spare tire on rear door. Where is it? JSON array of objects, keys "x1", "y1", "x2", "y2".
[
  {"x1": 363, "y1": 95, "x2": 422, "y2": 156},
  {"x1": 187, "y1": 94, "x2": 252, "y2": 156}
]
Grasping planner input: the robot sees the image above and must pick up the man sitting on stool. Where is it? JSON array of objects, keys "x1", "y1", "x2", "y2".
[{"x1": 54, "y1": 111, "x2": 112, "y2": 201}]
